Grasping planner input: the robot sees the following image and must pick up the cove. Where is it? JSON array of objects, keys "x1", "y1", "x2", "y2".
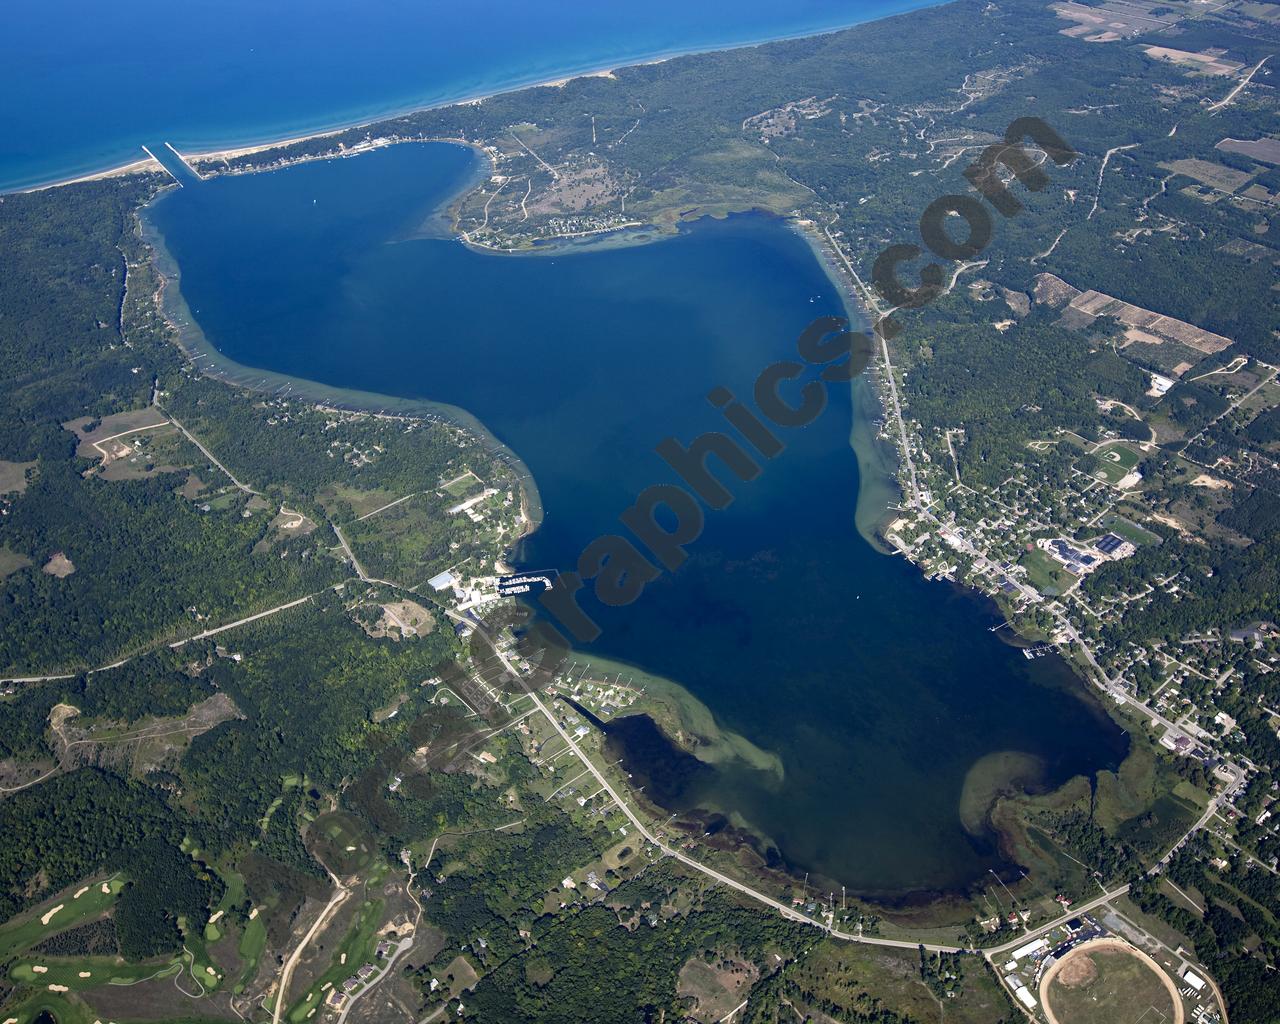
[{"x1": 146, "y1": 142, "x2": 1128, "y2": 898}]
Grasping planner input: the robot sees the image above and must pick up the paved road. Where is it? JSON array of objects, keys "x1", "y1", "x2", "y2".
[
  {"x1": 821, "y1": 225, "x2": 921, "y2": 508},
  {"x1": 161, "y1": 409, "x2": 259, "y2": 495},
  {"x1": 169, "y1": 593, "x2": 316, "y2": 648},
  {"x1": 335, "y1": 936, "x2": 415, "y2": 1024},
  {"x1": 985, "y1": 885, "x2": 1130, "y2": 958},
  {"x1": 1209, "y1": 54, "x2": 1273, "y2": 113},
  {"x1": 460, "y1": 612, "x2": 965, "y2": 954}
]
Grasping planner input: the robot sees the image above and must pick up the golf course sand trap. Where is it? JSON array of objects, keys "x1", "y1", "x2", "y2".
[
  {"x1": 39, "y1": 904, "x2": 64, "y2": 926},
  {"x1": 1040, "y1": 938, "x2": 1183, "y2": 1024}
]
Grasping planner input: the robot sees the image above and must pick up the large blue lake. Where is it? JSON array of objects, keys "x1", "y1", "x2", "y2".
[
  {"x1": 3, "y1": 0, "x2": 939, "y2": 191},
  {"x1": 147, "y1": 142, "x2": 1127, "y2": 898}
]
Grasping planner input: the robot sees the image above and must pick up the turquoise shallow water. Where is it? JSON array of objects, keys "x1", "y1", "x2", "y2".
[
  {"x1": 3, "y1": 0, "x2": 939, "y2": 191},
  {"x1": 147, "y1": 142, "x2": 1129, "y2": 898}
]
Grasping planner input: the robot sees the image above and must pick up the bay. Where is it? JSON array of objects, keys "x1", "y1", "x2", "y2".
[{"x1": 146, "y1": 141, "x2": 1129, "y2": 898}]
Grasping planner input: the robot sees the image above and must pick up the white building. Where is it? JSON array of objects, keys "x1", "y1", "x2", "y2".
[
  {"x1": 428, "y1": 570, "x2": 458, "y2": 591},
  {"x1": 1011, "y1": 938, "x2": 1049, "y2": 961}
]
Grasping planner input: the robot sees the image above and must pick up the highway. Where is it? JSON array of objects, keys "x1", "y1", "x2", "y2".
[{"x1": 820, "y1": 224, "x2": 922, "y2": 507}]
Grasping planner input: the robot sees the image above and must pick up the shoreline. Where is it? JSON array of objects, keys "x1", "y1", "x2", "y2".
[
  {"x1": 121, "y1": 9, "x2": 1139, "y2": 920},
  {"x1": 789, "y1": 218, "x2": 905, "y2": 548},
  {"x1": 137, "y1": 173, "x2": 545, "y2": 530},
  {"x1": 13, "y1": 0, "x2": 943, "y2": 196},
  {"x1": 22, "y1": 155, "x2": 165, "y2": 193}
]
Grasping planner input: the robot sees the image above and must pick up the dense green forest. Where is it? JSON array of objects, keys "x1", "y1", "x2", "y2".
[
  {"x1": 182, "y1": 597, "x2": 458, "y2": 842},
  {"x1": 0, "y1": 770, "x2": 216, "y2": 957},
  {"x1": 0, "y1": 177, "x2": 175, "y2": 460},
  {"x1": 2, "y1": 0, "x2": 1278, "y2": 1018},
  {"x1": 161, "y1": 375, "x2": 514, "y2": 517},
  {"x1": 463, "y1": 864, "x2": 810, "y2": 1022},
  {"x1": 0, "y1": 651, "x2": 216, "y2": 761},
  {"x1": 0, "y1": 461, "x2": 338, "y2": 672},
  {"x1": 1130, "y1": 839, "x2": 1280, "y2": 1024}
]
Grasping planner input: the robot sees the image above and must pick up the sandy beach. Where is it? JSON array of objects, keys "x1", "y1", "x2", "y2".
[
  {"x1": 26, "y1": 4, "x2": 894, "y2": 194},
  {"x1": 31, "y1": 65, "x2": 637, "y2": 193},
  {"x1": 183, "y1": 66, "x2": 624, "y2": 164},
  {"x1": 21, "y1": 155, "x2": 163, "y2": 194},
  {"x1": 23, "y1": 61, "x2": 650, "y2": 194}
]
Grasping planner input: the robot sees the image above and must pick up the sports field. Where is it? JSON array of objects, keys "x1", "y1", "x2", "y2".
[{"x1": 1041, "y1": 940, "x2": 1182, "y2": 1024}]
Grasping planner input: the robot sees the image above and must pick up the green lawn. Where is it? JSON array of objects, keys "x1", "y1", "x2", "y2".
[
  {"x1": 1080, "y1": 443, "x2": 1142, "y2": 486},
  {"x1": 441, "y1": 471, "x2": 482, "y2": 498},
  {"x1": 9, "y1": 955, "x2": 180, "y2": 990},
  {"x1": 1098, "y1": 443, "x2": 1141, "y2": 470},
  {"x1": 234, "y1": 915, "x2": 268, "y2": 994},
  {"x1": 311, "y1": 811, "x2": 376, "y2": 875},
  {"x1": 180, "y1": 917, "x2": 225, "y2": 992},
  {"x1": 1096, "y1": 514, "x2": 1162, "y2": 547},
  {"x1": 283, "y1": 898, "x2": 385, "y2": 1022},
  {"x1": 4, "y1": 991, "x2": 99, "y2": 1024},
  {"x1": 0, "y1": 877, "x2": 125, "y2": 963},
  {"x1": 1020, "y1": 548, "x2": 1077, "y2": 596}
]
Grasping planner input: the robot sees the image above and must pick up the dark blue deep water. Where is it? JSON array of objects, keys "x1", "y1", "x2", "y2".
[
  {"x1": 2, "y1": 0, "x2": 940, "y2": 191},
  {"x1": 148, "y1": 143, "x2": 1128, "y2": 897}
]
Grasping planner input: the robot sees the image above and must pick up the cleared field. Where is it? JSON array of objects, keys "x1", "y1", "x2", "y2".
[
  {"x1": 766, "y1": 938, "x2": 1015, "y2": 1023},
  {"x1": 440, "y1": 469, "x2": 483, "y2": 498},
  {"x1": 677, "y1": 957, "x2": 758, "y2": 1022},
  {"x1": 1216, "y1": 136, "x2": 1280, "y2": 166},
  {"x1": 0, "y1": 459, "x2": 35, "y2": 495},
  {"x1": 1096, "y1": 514, "x2": 1162, "y2": 547},
  {"x1": 1021, "y1": 548, "x2": 1077, "y2": 596},
  {"x1": 1042, "y1": 940, "x2": 1182, "y2": 1024},
  {"x1": 1159, "y1": 158, "x2": 1254, "y2": 194},
  {"x1": 311, "y1": 811, "x2": 375, "y2": 874},
  {"x1": 317, "y1": 483, "x2": 401, "y2": 519},
  {"x1": 0, "y1": 545, "x2": 33, "y2": 579}
]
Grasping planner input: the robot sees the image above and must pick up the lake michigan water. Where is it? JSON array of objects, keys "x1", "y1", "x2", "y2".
[
  {"x1": 147, "y1": 142, "x2": 1129, "y2": 898},
  {"x1": 3, "y1": 0, "x2": 941, "y2": 191}
]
